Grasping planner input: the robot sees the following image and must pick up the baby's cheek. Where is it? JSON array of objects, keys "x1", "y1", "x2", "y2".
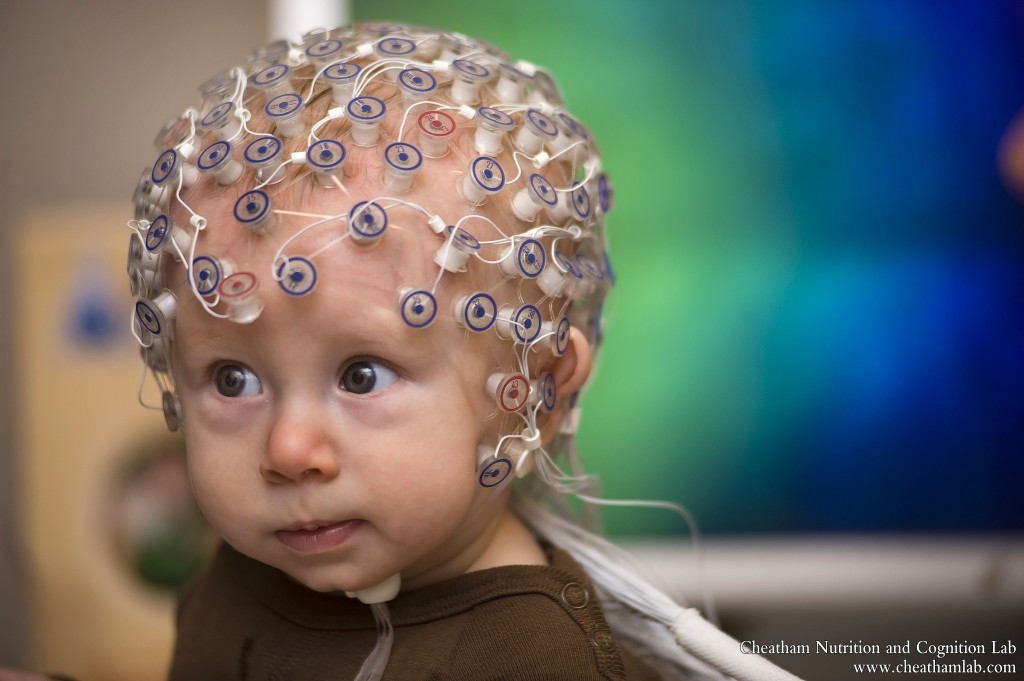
[
  {"x1": 183, "y1": 461, "x2": 221, "y2": 529},
  {"x1": 184, "y1": 438, "x2": 244, "y2": 515},
  {"x1": 366, "y1": 439, "x2": 476, "y2": 510}
]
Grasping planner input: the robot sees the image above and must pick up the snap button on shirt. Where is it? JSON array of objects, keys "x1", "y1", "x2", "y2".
[{"x1": 561, "y1": 581, "x2": 590, "y2": 609}]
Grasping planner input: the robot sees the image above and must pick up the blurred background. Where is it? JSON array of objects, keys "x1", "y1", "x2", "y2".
[{"x1": 0, "y1": 1, "x2": 1021, "y2": 679}]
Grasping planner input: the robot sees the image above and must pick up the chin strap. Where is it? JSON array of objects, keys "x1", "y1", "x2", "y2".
[
  {"x1": 346, "y1": 572, "x2": 402, "y2": 604},
  {"x1": 346, "y1": 573, "x2": 401, "y2": 681},
  {"x1": 352, "y1": 602, "x2": 394, "y2": 681}
]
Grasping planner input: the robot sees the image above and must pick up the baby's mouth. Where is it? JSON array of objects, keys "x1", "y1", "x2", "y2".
[{"x1": 275, "y1": 519, "x2": 362, "y2": 553}]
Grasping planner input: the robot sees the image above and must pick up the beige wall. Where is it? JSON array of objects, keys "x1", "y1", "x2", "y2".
[
  {"x1": 16, "y1": 205, "x2": 182, "y2": 679},
  {"x1": 0, "y1": 0, "x2": 267, "y2": 667}
]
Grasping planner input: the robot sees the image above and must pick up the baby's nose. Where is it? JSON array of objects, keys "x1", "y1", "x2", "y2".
[{"x1": 261, "y1": 413, "x2": 340, "y2": 484}]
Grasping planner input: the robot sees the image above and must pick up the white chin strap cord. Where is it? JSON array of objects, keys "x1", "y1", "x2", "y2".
[
  {"x1": 351, "y1": 602, "x2": 393, "y2": 681},
  {"x1": 347, "y1": 573, "x2": 401, "y2": 681}
]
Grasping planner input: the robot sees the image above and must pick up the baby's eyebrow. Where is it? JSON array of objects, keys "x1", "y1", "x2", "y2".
[{"x1": 175, "y1": 323, "x2": 228, "y2": 353}]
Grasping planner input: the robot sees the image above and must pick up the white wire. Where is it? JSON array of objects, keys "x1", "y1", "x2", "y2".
[
  {"x1": 429, "y1": 230, "x2": 457, "y2": 295},
  {"x1": 253, "y1": 159, "x2": 293, "y2": 190},
  {"x1": 303, "y1": 60, "x2": 335, "y2": 102},
  {"x1": 573, "y1": 493, "x2": 718, "y2": 626},
  {"x1": 271, "y1": 212, "x2": 347, "y2": 274},
  {"x1": 352, "y1": 602, "x2": 394, "y2": 681},
  {"x1": 135, "y1": 363, "x2": 161, "y2": 411}
]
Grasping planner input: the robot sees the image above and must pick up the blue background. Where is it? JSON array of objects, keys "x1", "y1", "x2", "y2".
[{"x1": 354, "y1": 1, "x2": 1024, "y2": 535}]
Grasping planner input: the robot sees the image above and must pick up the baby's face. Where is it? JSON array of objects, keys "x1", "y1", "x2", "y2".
[{"x1": 169, "y1": 174, "x2": 521, "y2": 594}]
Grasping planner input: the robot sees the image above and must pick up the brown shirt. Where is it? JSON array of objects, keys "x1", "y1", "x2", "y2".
[{"x1": 169, "y1": 542, "x2": 665, "y2": 680}]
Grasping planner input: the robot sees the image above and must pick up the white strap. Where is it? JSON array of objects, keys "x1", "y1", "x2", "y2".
[
  {"x1": 353, "y1": 602, "x2": 394, "y2": 681},
  {"x1": 672, "y1": 608, "x2": 806, "y2": 681}
]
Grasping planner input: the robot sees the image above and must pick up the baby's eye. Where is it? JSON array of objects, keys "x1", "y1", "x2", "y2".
[
  {"x1": 340, "y1": 360, "x2": 398, "y2": 395},
  {"x1": 214, "y1": 364, "x2": 263, "y2": 397}
]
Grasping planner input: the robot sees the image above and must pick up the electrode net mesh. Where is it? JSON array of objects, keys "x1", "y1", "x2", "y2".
[{"x1": 128, "y1": 23, "x2": 614, "y2": 472}]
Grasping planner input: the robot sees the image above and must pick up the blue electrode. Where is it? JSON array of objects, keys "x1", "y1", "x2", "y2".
[
  {"x1": 162, "y1": 390, "x2": 183, "y2": 432},
  {"x1": 150, "y1": 149, "x2": 197, "y2": 188},
  {"x1": 150, "y1": 149, "x2": 178, "y2": 187},
  {"x1": 496, "y1": 303, "x2": 542, "y2": 344},
  {"x1": 461, "y1": 156, "x2": 505, "y2": 205},
  {"x1": 399, "y1": 288, "x2": 438, "y2": 328},
  {"x1": 397, "y1": 68, "x2": 437, "y2": 106},
  {"x1": 512, "y1": 304, "x2": 543, "y2": 344},
  {"x1": 196, "y1": 140, "x2": 243, "y2": 185},
  {"x1": 454, "y1": 291, "x2": 498, "y2": 333},
  {"x1": 323, "y1": 61, "x2": 361, "y2": 105},
  {"x1": 144, "y1": 214, "x2": 191, "y2": 260},
  {"x1": 383, "y1": 142, "x2": 423, "y2": 193},
  {"x1": 474, "y1": 106, "x2": 516, "y2": 155},
  {"x1": 450, "y1": 59, "x2": 490, "y2": 105},
  {"x1": 551, "y1": 111, "x2": 590, "y2": 165},
  {"x1": 305, "y1": 139, "x2": 346, "y2": 187},
  {"x1": 191, "y1": 255, "x2": 231, "y2": 297},
  {"x1": 346, "y1": 95, "x2": 386, "y2": 146},
  {"x1": 495, "y1": 63, "x2": 531, "y2": 103},
  {"x1": 276, "y1": 256, "x2": 318, "y2": 296},
  {"x1": 575, "y1": 252, "x2": 605, "y2": 281},
  {"x1": 477, "y1": 457, "x2": 512, "y2": 489},
  {"x1": 251, "y1": 63, "x2": 294, "y2": 97},
  {"x1": 200, "y1": 100, "x2": 243, "y2": 141},
  {"x1": 265, "y1": 93, "x2": 305, "y2": 139},
  {"x1": 435, "y1": 225, "x2": 481, "y2": 272},
  {"x1": 511, "y1": 173, "x2": 559, "y2": 221},
  {"x1": 537, "y1": 249, "x2": 583, "y2": 298},
  {"x1": 439, "y1": 32, "x2": 476, "y2": 61},
  {"x1": 134, "y1": 290, "x2": 177, "y2": 340},
  {"x1": 233, "y1": 189, "x2": 274, "y2": 232},
  {"x1": 242, "y1": 135, "x2": 284, "y2": 184},
  {"x1": 549, "y1": 181, "x2": 590, "y2": 224},
  {"x1": 570, "y1": 184, "x2": 592, "y2": 223},
  {"x1": 374, "y1": 37, "x2": 418, "y2": 82},
  {"x1": 133, "y1": 168, "x2": 165, "y2": 219},
  {"x1": 374, "y1": 36, "x2": 416, "y2": 58},
  {"x1": 514, "y1": 108, "x2": 558, "y2": 156},
  {"x1": 553, "y1": 315, "x2": 571, "y2": 355},
  {"x1": 305, "y1": 38, "x2": 345, "y2": 66},
  {"x1": 528, "y1": 69, "x2": 564, "y2": 108},
  {"x1": 597, "y1": 173, "x2": 613, "y2": 214},
  {"x1": 348, "y1": 201, "x2": 388, "y2": 244},
  {"x1": 574, "y1": 253, "x2": 605, "y2": 298},
  {"x1": 538, "y1": 372, "x2": 557, "y2": 412},
  {"x1": 499, "y1": 237, "x2": 546, "y2": 279}
]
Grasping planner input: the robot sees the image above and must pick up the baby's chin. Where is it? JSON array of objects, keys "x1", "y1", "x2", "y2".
[{"x1": 274, "y1": 555, "x2": 398, "y2": 596}]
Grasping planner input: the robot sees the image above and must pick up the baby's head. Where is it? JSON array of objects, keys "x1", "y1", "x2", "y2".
[{"x1": 127, "y1": 23, "x2": 614, "y2": 597}]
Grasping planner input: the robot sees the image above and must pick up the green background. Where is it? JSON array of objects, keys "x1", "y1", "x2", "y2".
[{"x1": 351, "y1": 1, "x2": 1024, "y2": 536}]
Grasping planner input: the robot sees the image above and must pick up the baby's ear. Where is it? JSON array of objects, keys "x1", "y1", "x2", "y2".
[
  {"x1": 539, "y1": 327, "x2": 592, "y2": 444},
  {"x1": 550, "y1": 326, "x2": 592, "y2": 398}
]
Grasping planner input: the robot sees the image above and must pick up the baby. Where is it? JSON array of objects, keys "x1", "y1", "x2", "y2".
[
  {"x1": 3, "y1": 21, "x2": 803, "y2": 681},
  {"x1": 144, "y1": 24, "x2": 642, "y2": 679}
]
